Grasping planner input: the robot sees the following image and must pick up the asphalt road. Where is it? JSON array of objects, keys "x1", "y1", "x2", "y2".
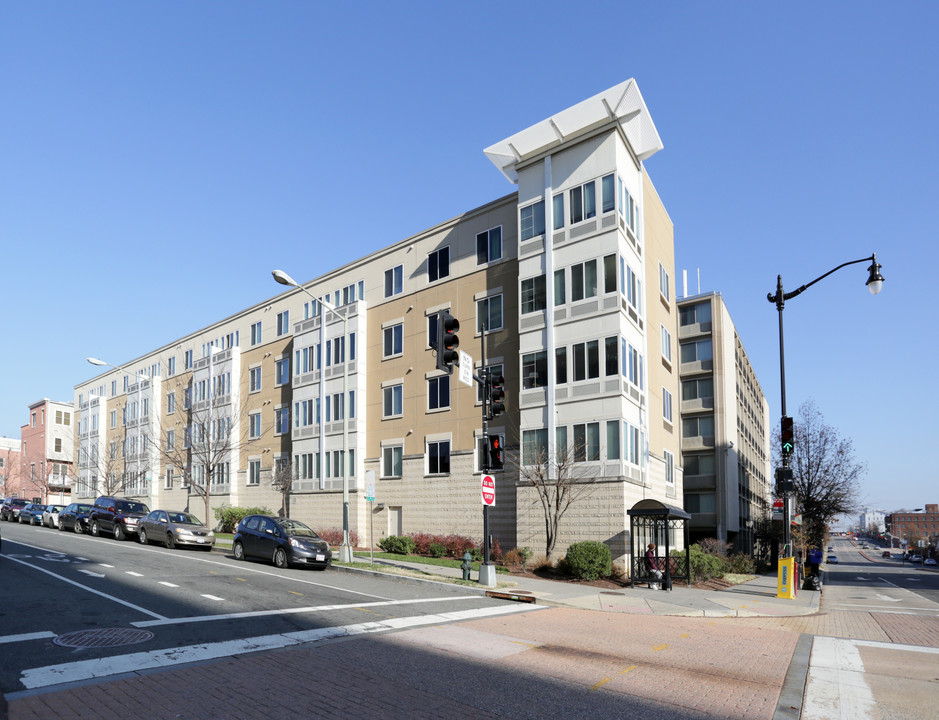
[{"x1": 0, "y1": 520, "x2": 525, "y2": 697}]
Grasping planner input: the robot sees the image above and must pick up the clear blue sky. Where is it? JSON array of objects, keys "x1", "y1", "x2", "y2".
[{"x1": 1, "y1": 2, "x2": 934, "y2": 512}]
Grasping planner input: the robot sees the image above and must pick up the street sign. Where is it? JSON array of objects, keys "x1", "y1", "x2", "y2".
[
  {"x1": 458, "y1": 350, "x2": 473, "y2": 387},
  {"x1": 772, "y1": 497, "x2": 784, "y2": 520},
  {"x1": 481, "y1": 474, "x2": 495, "y2": 506},
  {"x1": 365, "y1": 470, "x2": 375, "y2": 503}
]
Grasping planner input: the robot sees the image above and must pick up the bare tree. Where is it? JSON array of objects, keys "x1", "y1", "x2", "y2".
[
  {"x1": 269, "y1": 458, "x2": 295, "y2": 518},
  {"x1": 515, "y1": 439, "x2": 599, "y2": 558},
  {"x1": 774, "y1": 400, "x2": 865, "y2": 548},
  {"x1": 81, "y1": 437, "x2": 131, "y2": 497}
]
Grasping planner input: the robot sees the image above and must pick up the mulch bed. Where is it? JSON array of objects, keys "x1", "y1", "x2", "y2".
[{"x1": 505, "y1": 564, "x2": 732, "y2": 591}]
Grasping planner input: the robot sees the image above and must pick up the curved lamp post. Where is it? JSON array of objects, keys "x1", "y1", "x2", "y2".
[
  {"x1": 766, "y1": 253, "x2": 884, "y2": 558},
  {"x1": 272, "y1": 269, "x2": 353, "y2": 563}
]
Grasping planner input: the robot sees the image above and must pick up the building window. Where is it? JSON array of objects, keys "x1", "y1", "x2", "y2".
[
  {"x1": 606, "y1": 420, "x2": 620, "y2": 460},
  {"x1": 679, "y1": 301, "x2": 711, "y2": 327},
  {"x1": 164, "y1": 468, "x2": 174, "y2": 490},
  {"x1": 476, "y1": 226, "x2": 502, "y2": 264},
  {"x1": 682, "y1": 415, "x2": 715, "y2": 440},
  {"x1": 622, "y1": 340, "x2": 644, "y2": 389},
  {"x1": 428, "y1": 247, "x2": 450, "y2": 283},
  {"x1": 477, "y1": 294, "x2": 503, "y2": 332},
  {"x1": 427, "y1": 313, "x2": 439, "y2": 350},
  {"x1": 605, "y1": 336, "x2": 618, "y2": 376},
  {"x1": 520, "y1": 276, "x2": 546, "y2": 315},
  {"x1": 167, "y1": 392, "x2": 175, "y2": 415},
  {"x1": 184, "y1": 349, "x2": 193, "y2": 369},
  {"x1": 54, "y1": 438, "x2": 62, "y2": 452},
  {"x1": 659, "y1": 263, "x2": 670, "y2": 302},
  {"x1": 110, "y1": 410, "x2": 117, "y2": 429},
  {"x1": 383, "y1": 324, "x2": 403, "y2": 358},
  {"x1": 572, "y1": 340, "x2": 600, "y2": 381},
  {"x1": 427, "y1": 440, "x2": 450, "y2": 475},
  {"x1": 522, "y1": 428, "x2": 548, "y2": 465},
  {"x1": 428, "y1": 376, "x2": 450, "y2": 411},
  {"x1": 274, "y1": 408, "x2": 289, "y2": 435},
  {"x1": 573, "y1": 422, "x2": 600, "y2": 462},
  {"x1": 680, "y1": 339, "x2": 713, "y2": 364},
  {"x1": 624, "y1": 421, "x2": 643, "y2": 466},
  {"x1": 276, "y1": 310, "x2": 290, "y2": 337},
  {"x1": 571, "y1": 259, "x2": 598, "y2": 302},
  {"x1": 385, "y1": 265, "x2": 403, "y2": 297},
  {"x1": 382, "y1": 446, "x2": 403, "y2": 478},
  {"x1": 249, "y1": 412, "x2": 261, "y2": 439},
  {"x1": 168, "y1": 357, "x2": 176, "y2": 376},
  {"x1": 552, "y1": 193, "x2": 564, "y2": 230},
  {"x1": 601, "y1": 174, "x2": 615, "y2": 213},
  {"x1": 555, "y1": 347, "x2": 567, "y2": 384},
  {"x1": 248, "y1": 459, "x2": 261, "y2": 486},
  {"x1": 166, "y1": 430, "x2": 175, "y2": 451},
  {"x1": 684, "y1": 455, "x2": 715, "y2": 476},
  {"x1": 520, "y1": 200, "x2": 545, "y2": 241},
  {"x1": 682, "y1": 377, "x2": 714, "y2": 401},
  {"x1": 383, "y1": 385, "x2": 403, "y2": 418},
  {"x1": 275, "y1": 358, "x2": 290, "y2": 386},
  {"x1": 251, "y1": 321, "x2": 262, "y2": 346},
  {"x1": 522, "y1": 350, "x2": 548, "y2": 389},
  {"x1": 663, "y1": 388, "x2": 673, "y2": 423},
  {"x1": 249, "y1": 366, "x2": 262, "y2": 393},
  {"x1": 661, "y1": 325, "x2": 672, "y2": 363},
  {"x1": 570, "y1": 181, "x2": 596, "y2": 224}
]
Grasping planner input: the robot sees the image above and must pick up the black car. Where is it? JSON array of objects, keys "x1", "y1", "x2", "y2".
[
  {"x1": 57, "y1": 503, "x2": 95, "y2": 533},
  {"x1": 1, "y1": 498, "x2": 28, "y2": 521},
  {"x1": 233, "y1": 515, "x2": 332, "y2": 569},
  {"x1": 88, "y1": 496, "x2": 150, "y2": 540}
]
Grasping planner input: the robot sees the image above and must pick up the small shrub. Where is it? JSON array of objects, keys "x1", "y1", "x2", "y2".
[
  {"x1": 562, "y1": 541, "x2": 612, "y2": 581},
  {"x1": 429, "y1": 542, "x2": 447, "y2": 558},
  {"x1": 409, "y1": 532, "x2": 435, "y2": 556},
  {"x1": 698, "y1": 537, "x2": 731, "y2": 557},
  {"x1": 530, "y1": 554, "x2": 554, "y2": 571},
  {"x1": 378, "y1": 535, "x2": 416, "y2": 555},
  {"x1": 316, "y1": 528, "x2": 360, "y2": 548},
  {"x1": 442, "y1": 535, "x2": 476, "y2": 558},
  {"x1": 726, "y1": 552, "x2": 756, "y2": 574},
  {"x1": 214, "y1": 505, "x2": 273, "y2": 533},
  {"x1": 686, "y1": 544, "x2": 728, "y2": 581},
  {"x1": 502, "y1": 547, "x2": 526, "y2": 568}
]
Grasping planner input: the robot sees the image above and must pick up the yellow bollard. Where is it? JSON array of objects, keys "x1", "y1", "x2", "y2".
[{"x1": 776, "y1": 557, "x2": 796, "y2": 599}]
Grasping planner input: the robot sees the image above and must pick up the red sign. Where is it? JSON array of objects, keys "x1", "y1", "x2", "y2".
[{"x1": 481, "y1": 474, "x2": 496, "y2": 506}]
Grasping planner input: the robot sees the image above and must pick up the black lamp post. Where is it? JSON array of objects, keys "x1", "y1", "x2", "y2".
[{"x1": 767, "y1": 253, "x2": 884, "y2": 558}]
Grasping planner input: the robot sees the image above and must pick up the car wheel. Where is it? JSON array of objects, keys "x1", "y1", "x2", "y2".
[
  {"x1": 139, "y1": 528, "x2": 149, "y2": 545},
  {"x1": 114, "y1": 524, "x2": 124, "y2": 541},
  {"x1": 91, "y1": 520, "x2": 100, "y2": 537},
  {"x1": 233, "y1": 541, "x2": 245, "y2": 561},
  {"x1": 273, "y1": 547, "x2": 288, "y2": 569},
  {"x1": 165, "y1": 533, "x2": 175, "y2": 550},
  {"x1": 74, "y1": 521, "x2": 83, "y2": 534}
]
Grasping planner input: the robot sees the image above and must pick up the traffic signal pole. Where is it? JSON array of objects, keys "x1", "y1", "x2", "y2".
[{"x1": 477, "y1": 324, "x2": 497, "y2": 587}]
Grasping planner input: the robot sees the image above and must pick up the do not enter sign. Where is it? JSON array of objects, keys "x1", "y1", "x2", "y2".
[{"x1": 481, "y1": 474, "x2": 496, "y2": 506}]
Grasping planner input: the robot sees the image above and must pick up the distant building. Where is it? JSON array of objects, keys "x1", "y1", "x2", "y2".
[
  {"x1": 885, "y1": 504, "x2": 938, "y2": 549},
  {"x1": 858, "y1": 508, "x2": 886, "y2": 534},
  {"x1": 0, "y1": 437, "x2": 22, "y2": 497},
  {"x1": 18, "y1": 399, "x2": 74, "y2": 503},
  {"x1": 677, "y1": 291, "x2": 772, "y2": 552}
]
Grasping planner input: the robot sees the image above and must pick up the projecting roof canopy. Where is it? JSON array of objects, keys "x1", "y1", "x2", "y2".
[
  {"x1": 484, "y1": 78, "x2": 663, "y2": 184},
  {"x1": 627, "y1": 498, "x2": 692, "y2": 520}
]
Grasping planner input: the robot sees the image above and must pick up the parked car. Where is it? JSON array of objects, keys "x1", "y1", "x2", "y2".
[
  {"x1": 57, "y1": 503, "x2": 94, "y2": 533},
  {"x1": 910, "y1": 555, "x2": 923, "y2": 563},
  {"x1": 1, "y1": 498, "x2": 28, "y2": 521},
  {"x1": 925, "y1": 558, "x2": 937, "y2": 566},
  {"x1": 827, "y1": 555, "x2": 839, "y2": 564},
  {"x1": 882, "y1": 551, "x2": 892, "y2": 558},
  {"x1": 88, "y1": 496, "x2": 150, "y2": 540},
  {"x1": 138, "y1": 510, "x2": 215, "y2": 550},
  {"x1": 233, "y1": 515, "x2": 331, "y2": 569},
  {"x1": 42, "y1": 504, "x2": 67, "y2": 529},
  {"x1": 19, "y1": 503, "x2": 46, "y2": 525}
]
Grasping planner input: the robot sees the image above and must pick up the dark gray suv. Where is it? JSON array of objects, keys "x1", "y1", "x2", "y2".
[{"x1": 88, "y1": 496, "x2": 150, "y2": 540}]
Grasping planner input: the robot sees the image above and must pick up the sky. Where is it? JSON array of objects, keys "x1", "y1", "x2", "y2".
[{"x1": 1, "y1": 2, "x2": 935, "y2": 512}]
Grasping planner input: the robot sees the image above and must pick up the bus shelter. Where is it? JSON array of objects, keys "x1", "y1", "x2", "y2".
[{"x1": 627, "y1": 499, "x2": 692, "y2": 590}]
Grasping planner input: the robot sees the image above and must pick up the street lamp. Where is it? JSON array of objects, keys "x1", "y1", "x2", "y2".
[
  {"x1": 87, "y1": 357, "x2": 150, "y2": 496},
  {"x1": 766, "y1": 253, "x2": 884, "y2": 558},
  {"x1": 272, "y1": 269, "x2": 353, "y2": 563}
]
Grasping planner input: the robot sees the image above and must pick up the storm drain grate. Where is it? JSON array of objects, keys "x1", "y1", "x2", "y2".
[{"x1": 54, "y1": 628, "x2": 155, "y2": 649}]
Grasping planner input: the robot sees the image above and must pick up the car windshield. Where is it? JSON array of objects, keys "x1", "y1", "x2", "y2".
[
  {"x1": 78, "y1": 504, "x2": 94, "y2": 512},
  {"x1": 168, "y1": 512, "x2": 203, "y2": 525},
  {"x1": 115, "y1": 500, "x2": 149, "y2": 513},
  {"x1": 277, "y1": 519, "x2": 319, "y2": 538}
]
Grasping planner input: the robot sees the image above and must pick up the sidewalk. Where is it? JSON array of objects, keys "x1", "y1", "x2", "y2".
[{"x1": 341, "y1": 554, "x2": 821, "y2": 618}]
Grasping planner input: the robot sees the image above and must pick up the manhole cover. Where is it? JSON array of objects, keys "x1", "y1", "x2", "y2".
[{"x1": 54, "y1": 628, "x2": 155, "y2": 649}]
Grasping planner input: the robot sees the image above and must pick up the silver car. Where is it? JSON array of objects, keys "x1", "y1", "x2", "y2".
[
  {"x1": 42, "y1": 504, "x2": 67, "y2": 528},
  {"x1": 138, "y1": 510, "x2": 215, "y2": 550}
]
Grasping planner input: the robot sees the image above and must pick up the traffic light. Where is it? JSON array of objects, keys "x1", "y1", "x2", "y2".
[
  {"x1": 488, "y1": 434, "x2": 504, "y2": 470},
  {"x1": 435, "y1": 309, "x2": 460, "y2": 373},
  {"x1": 488, "y1": 373, "x2": 505, "y2": 417},
  {"x1": 781, "y1": 415, "x2": 794, "y2": 455}
]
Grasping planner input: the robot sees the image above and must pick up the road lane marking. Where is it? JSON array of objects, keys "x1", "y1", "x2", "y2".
[
  {"x1": 201, "y1": 594, "x2": 225, "y2": 602},
  {"x1": 619, "y1": 665, "x2": 637, "y2": 674},
  {"x1": 133, "y1": 595, "x2": 492, "y2": 628},
  {"x1": 158, "y1": 582, "x2": 179, "y2": 588},
  {"x1": 19, "y1": 603, "x2": 546, "y2": 690},
  {"x1": 0, "y1": 554, "x2": 167, "y2": 621},
  {"x1": 0, "y1": 632, "x2": 57, "y2": 645},
  {"x1": 126, "y1": 572, "x2": 144, "y2": 577},
  {"x1": 77, "y1": 569, "x2": 105, "y2": 578},
  {"x1": 100, "y1": 564, "x2": 114, "y2": 568},
  {"x1": 590, "y1": 677, "x2": 611, "y2": 690}
]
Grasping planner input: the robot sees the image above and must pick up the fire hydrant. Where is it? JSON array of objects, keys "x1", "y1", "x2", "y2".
[{"x1": 461, "y1": 551, "x2": 473, "y2": 581}]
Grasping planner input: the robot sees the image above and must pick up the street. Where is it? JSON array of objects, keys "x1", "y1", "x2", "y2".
[{"x1": 2, "y1": 526, "x2": 939, "y2": 719}]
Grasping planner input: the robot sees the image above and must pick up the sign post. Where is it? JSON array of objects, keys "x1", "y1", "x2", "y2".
[{"x1": 365, "y1": 470, "x2": 376, "y2": 565}]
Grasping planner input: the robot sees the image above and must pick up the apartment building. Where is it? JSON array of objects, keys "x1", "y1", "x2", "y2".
[
  {"x1": 886, "y1": 504, "x2": 939, "y2": 548},
  {"x1": 16, "y1": 399, "x2": 74, "y2": 502},
  {"x1": 74, "y1": 80, "x2": 682, "y2": 567},
  {"x1": 677, "y1": 292, "x2": 771, "y2": 552}
]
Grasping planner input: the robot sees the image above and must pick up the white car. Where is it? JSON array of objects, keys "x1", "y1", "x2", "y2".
[
  {"x1": 42, "y1": 504, "x2": 67, "y2": 528},
  {"x1": 924, "y1": 558, "x2": 937, "y2": 566}
]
